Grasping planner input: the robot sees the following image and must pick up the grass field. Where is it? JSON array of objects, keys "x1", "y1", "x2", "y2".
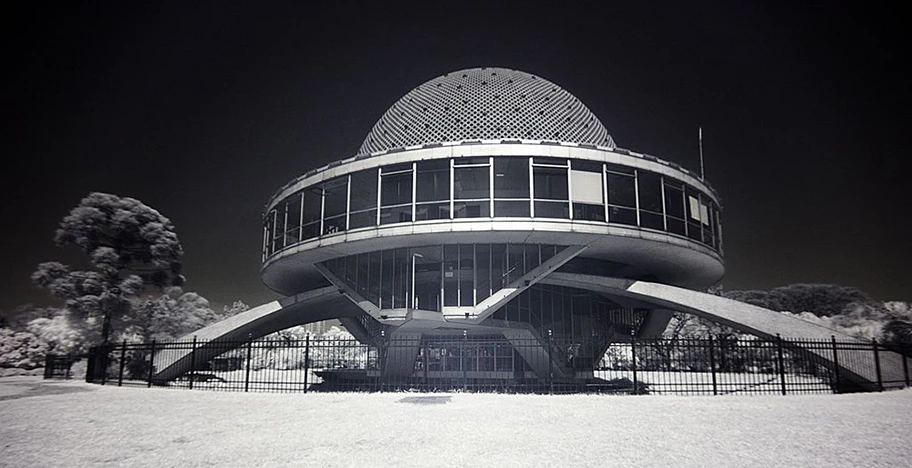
[{"x1": 1, "y1": 376, "x2": 910, "y2": 467}]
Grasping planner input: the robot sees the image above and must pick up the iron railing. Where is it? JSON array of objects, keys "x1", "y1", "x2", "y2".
[{"x1": 58, "y1": 335, "x2": 911, "y2": 395}]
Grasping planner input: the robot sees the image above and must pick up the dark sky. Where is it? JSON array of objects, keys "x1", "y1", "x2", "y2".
[{"x1": 1, "y1": 2, "x2": 907, "y2": 314}]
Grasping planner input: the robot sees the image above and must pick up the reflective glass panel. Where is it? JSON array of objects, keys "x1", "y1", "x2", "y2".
[
  {"x1": 533, "y1": 166, "x2": 568, "y2": 200},
  {"x1": 454, "y1": 166, "x2": 489, "y2": 199},
  {"x1": 606, "y1": 172, "x2": 636, "y2": 207},
  {"x1": 416, "y1": 160, "x2": 450, "y2": 202},
  {"x1": 494, "y1": 157, "x2": 529, "y2": 199},
  {"x1": 381, "y1": 170, "x2": 412, "y2": 207}
]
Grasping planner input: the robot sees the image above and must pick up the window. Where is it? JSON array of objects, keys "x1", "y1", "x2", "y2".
[
  {"x1": 637, "y1": 171, "x2": 664, "y2": 230},
  {"x1": 301, "y1": 186, "x2": 322, "y2": 240},
  {"x1": 349, "y1": 169, "x2": 378, "y2": 229},
  {"x1": 570, "y1": 160, "x2": 604, "y2": 221},
  {"x1": 416, "y1": 160, "x2": 450, "y2": 221},
  {"x1": 663, "y1": 180, "x2": 686, "y2": 236},
  {"x1": 605, "y1": 167, "x2": 636, "y2": 226},
  {"x1": 533, "y1": 158, "x2": 569, "y2": 219},
  {"x1": 454, "y1": 158, "x2": 490, "y2": 218},
  {"x1": 380, "y1": 163, "x2": 413, "y2": 225},
  {"x1": 323, "y1": 177, "x2": 348, "y2": 235},
  {"x1": 494, "y1": 157, "x2": 530, "y2": 217}
]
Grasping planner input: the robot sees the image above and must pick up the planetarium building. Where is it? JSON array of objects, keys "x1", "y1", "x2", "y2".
[{"x1": 154, "y1": 67, "x2": 898, "y2": 390}]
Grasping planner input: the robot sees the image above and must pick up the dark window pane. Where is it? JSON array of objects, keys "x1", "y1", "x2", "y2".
[
  {"x1": 444, "y1": 245, "x2": 458, "y2": 307},
  {"x1": 572, "y1": 160, "x2": 603, "y2": 173},
  {"x1": 667, "y1": 217, "x2": 686, "y2": 236},
  {"x1": 286, "y1": 196, "x2": 302, "y2": 237},
  {"x1": 454, "y1": 166, "x2": 489, "y2": 199},
  {"x1": 453, "y1": 157, "x2": 489, "y2": 166},
  {"x1": 459, "y1": 244, "x2": 474, "y2": 306},
  {"x1": 323, "y1": 178, "x2": 348, "y2": 219},
  {"x1": 606, "y1": 173, "x2": 636, "y2": 207},
  {"x1": 475, "y1": 244, "x2": 491, "y2": 302},
  {"x1": 302, "y1": 221, "x2": 320, "y2": 240},
  {"x1": 637, "y1": 172, "x2": 663, "y2": 213},
  {"x1": 507, "y1": 244, "x2": 524, "y2": 283},
  {"x1": 382, "y1": 162, "x2": 412, "y2": 173},
  {"x1": 608, "y1": 206, "x2": 637, "y2": 226},
  {"x1": 495, "y1": 200, "x2": 530, "y2": 217},
  {"x1": 640, "y1": 211, "x2": 664, "y2": 230},
  {"x1": 533, "y1": 166, "x2": 568, "y2": 200},
  {"x1": 303, "y1": 186, "x2": 322, "y2": 224},
  {"x1": 416, "y1": 160, "x2": 450, "y2": 202},
  {"x1": 494, "y1": 157, "x2": 529, "y2": 198},
  {"x1": 381, "y1": 171, "x2": 412, "y2": 207},
  {"x1": 573, "y1": 203, "x2": 605, "y2": 221},
  {"x1": 664, "y1": 183, "x2": 685, "y2": 219},
  {"x1": 349, "y1": 210, "x2": 376, "y2": 229},
  {"x1": 688, "y1": 220, "x2": 702, "y2": 241},
  {"x1": 535, "y1": 201, "x2": 569, "y2": 219},
  {"x1": 453, "y1": 201, "x2": 489, "y2": 218},
  {"x1": 380, "y1": 206, "x2": 412, "y2": 225},
  {"x1": 605, "y1": 163, "x2": 635, "y2": 175},
  {"x1": 323, "y1": 215, "x2": 345, "y2": 234},
  {"x1": 415, "y1": 202, "x2": 449, "y2": 221},
  {"x1": 533, "y1": 157, "x2": 566, "y2": 165},
  {"x1": 350, "y1": 169, "x2": 378, "y2": 211}
]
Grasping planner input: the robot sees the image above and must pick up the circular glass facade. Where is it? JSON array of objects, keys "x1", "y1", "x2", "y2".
[{"x1": 263, "y1": 153, "x2": 722, "y2": 262}]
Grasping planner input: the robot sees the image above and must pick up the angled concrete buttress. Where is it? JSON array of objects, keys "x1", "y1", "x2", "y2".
[
  {"x1": 152, "y1": 286, "x2": 363, "y2": 382},
  {"x1": 541, "y1": 273, "x2": 906, "y2": 390}
]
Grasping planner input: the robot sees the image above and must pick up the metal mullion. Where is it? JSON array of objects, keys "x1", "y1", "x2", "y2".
[
  {"x1": 262, "y1": 225, "x2": 268, "y2": 261},
  {"x1": 528, "y1": 157, "x2": 535, "y2": 218},
  {"x1": 345, "y1": 175, "x2": 351, "y2": 231},
  {"x1": 603, "y1": 164, "x2": 609, "y2": 223},
  {"x1": 376, "y1": 169, "x2": 382, "y2": 226},
  {"x1": 660, "y1": 177, "x2": 667, "y2": 232},
  {"x1": 488, "y1": 157, "x2": 494, "y2": 218},
  {"x1": 473, "y1": 244, "x2": 477, "y2": 306},
  {"x1": 270, "y1": 209, "x2": 277, "y2": 252},
  {"x1": 319, "y1": 186, "x2": 326, "y2": 236},
  {"x1": 298, "y1": 192, "x2": 304, "y2": 242},
  {"x1": 412, "y1": 163, "x2": 417, "y2": 222},
  {"x1": 633, "y1": 170, "x2": 640, "y2": 227},
  {"x1": 283, "y1": 203, "x2": 288, "y2": 245},
  {"x1": 567, "y1": 160, "x2": 574, "y2": 220},
  {"x1": 449, "y1": 159, "x2": 455, "y2": 219}
]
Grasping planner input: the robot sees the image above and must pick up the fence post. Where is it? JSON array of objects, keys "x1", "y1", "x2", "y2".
[
  {"x1": 43, "y1": 355, "x2": 53, "y2": 379},
  {"x1": 100, "y1": 345, "x2": 110, "y2": 386},
  {"x1": 872, "y1": 338, "x2": 883, "y2": 392},
  {"x1": 304, "y1": 335, "x2": 310, "y2": 394},
  {"x1": 244, "y1": 339, "x2": 253, "y2": 392},
  {"x1": 463, "y1": 330, "x2": 468, "y2": 393},
  {"x1": 547, "y1": 329, "x2": 553, "y2": 395},
  {"x1": 830, "y1": 336, "x2": 840, "y2": 394},
  {"x1": 118, "y1": 340, "x2": 127, "y2": 386},
  {"x1": 776, "y1": 335, "x2": 787, "y2": 395},
  {"x1": 188, "y1": 336, "x2": 198, "y2": 390},
  {"x1": 708, "y1": 336, "x2": 718, "y2": 396},
  {"x1": 380, "y1": 330, "x2": 387, "y2": 393},
  {"x1": 147, "y1": 340, "x2": 156, "y2": 388},
  {"x1": 630, "y1": 332, "x2": 638, "y2": 395}
]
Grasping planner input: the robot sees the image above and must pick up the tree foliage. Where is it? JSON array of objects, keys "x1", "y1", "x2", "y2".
[
  {"x1": 126, "y1": 287, "x2": 218, "y2": 342},
  {"x1": 724, "y1": 284, "x2": 877, "y2": 317},
  {"x1": 31, "y1": 192, "x2": 185, "y2": 343}
]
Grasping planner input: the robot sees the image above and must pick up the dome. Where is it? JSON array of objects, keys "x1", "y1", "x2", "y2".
[{"x1": 358, "y1": 67, "x2": 616, "y2": 155}]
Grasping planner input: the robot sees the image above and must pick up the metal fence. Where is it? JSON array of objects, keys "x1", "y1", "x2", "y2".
[{"x1": 62, "y1": 335, "x2": 911, "y2": 395}]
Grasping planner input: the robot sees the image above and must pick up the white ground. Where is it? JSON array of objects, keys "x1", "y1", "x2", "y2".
[{"x1": 1, "y1": 377, "x2": 910, "y2": 467}]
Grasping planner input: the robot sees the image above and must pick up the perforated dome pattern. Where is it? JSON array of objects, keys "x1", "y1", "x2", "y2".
[{"x1": 359, "y1": 67, "x2": 615, "y2": 155}]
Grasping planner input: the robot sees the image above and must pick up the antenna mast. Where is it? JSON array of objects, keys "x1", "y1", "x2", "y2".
[{"x1": 699, "y1": 127, "x2": 705, "y2": 179}]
